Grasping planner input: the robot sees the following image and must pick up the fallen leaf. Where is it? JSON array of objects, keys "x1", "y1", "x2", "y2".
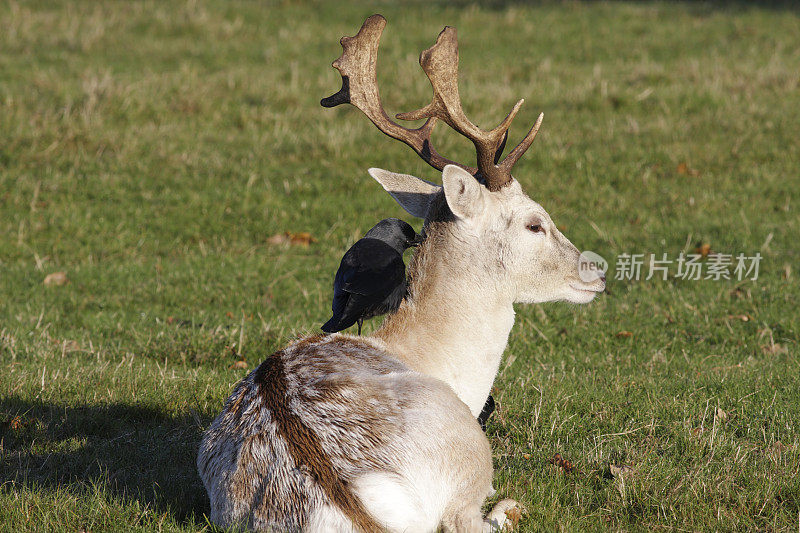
[
  {"x1": 726, "y1": 314, "x2": 752, "y2": 322},
  {"x1": 43, "y1": 271, "x2": 68, "y2": 286},
  {"x1": 615, "y1": 331, "x2": 633, "y2": 338},
  {"x1": 267, "y1": 232, "x2": 317, "y2": 247},
  {"x1": 677, "y1": 162, "x2": 701, "y2": 177},
  {"x1": 549, "y1": 453, "x2": 574, "y2": 474},
  {"x1": 522, "y1": 453, "x2": 531, "y2": 459},
  {"x1": 716, "y1": 407, "x2": 728, "y2": 421},
  {"x1": 693, "y1": 243, "x2": 712, "y2": 257},
  {"x1": 230, "y1": 360, "x2": 248, "y2": 370},
  {"x1": 288, "y1": 232, "x2": 316, "y2": 246},
  {"x1": 9, "y1": 416, "x2": 25, "y2": 430}
]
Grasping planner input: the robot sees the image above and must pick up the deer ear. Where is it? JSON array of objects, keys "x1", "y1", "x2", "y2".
[
  {"x1": 441, "y1": 164, "x2": 485, "y2": 221},
  {"x1": 368, "y1": 168, "x2": 442, "y2": 219}
]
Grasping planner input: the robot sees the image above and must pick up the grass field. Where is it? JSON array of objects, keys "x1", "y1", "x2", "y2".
[{"x1": 1, "y1": 1, "x2": 799, "y2": 531}]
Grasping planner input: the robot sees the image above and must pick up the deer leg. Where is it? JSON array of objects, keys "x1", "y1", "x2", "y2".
[
  {"x1": 441, "y1": 504, "x2": 484, "y2": 533},
  {"x1": 442, "y1": 498, "x2": 521, "y2": 533},
  {"x1": 482, "y1": 499, "x2": 522, "y2": 532}
]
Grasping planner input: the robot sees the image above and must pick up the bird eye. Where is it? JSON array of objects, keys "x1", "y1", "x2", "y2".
[{"x1": 528, "y1": 223, "x2": 545, "y2": 234}]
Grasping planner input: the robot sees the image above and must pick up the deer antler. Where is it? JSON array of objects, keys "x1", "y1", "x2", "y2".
[
  {"x1": 321, "y1": 15, "x2": 466, "y2": 176},
  {"x1": 322, "y1": 14, "x2": 543, "y2": 192}
]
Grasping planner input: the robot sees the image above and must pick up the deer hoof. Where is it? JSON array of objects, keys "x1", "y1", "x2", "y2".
[{"x1": 485, "y1": 498, "x2": 522, "y2": 531}]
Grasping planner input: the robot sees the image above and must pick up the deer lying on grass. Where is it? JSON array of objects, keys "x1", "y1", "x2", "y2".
[{"x1": 198, "y1": 14, "x2": 605, "y2": 532}]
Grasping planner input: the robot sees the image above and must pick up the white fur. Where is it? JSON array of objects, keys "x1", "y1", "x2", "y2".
[
  {"x1": 371, "y1": 165, "x2": 605, "y2": 417},
  {"x1": 305, "y1": 505, "x2": 353, "y2": 533},
  {"x1": 353, "y1": 472, "x2": 442, "y2": 532}
]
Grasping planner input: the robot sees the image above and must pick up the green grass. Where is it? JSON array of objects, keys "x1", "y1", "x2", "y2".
[{"x1": 1, "y1": 1, "x2": 799, "y2": 531}]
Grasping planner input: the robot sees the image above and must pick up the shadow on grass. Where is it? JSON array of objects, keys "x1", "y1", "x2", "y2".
[{"x1": 0, "y1": 396, "x2": 212, "y2": 524}]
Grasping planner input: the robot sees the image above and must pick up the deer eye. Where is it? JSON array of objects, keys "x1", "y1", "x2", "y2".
[{"x1": 528, "y1": 223, "x2": 545, "y2": 234}]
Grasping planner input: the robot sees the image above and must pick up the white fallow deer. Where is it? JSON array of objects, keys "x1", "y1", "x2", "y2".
[{"x1": 198, "y1": 14, "x2": 605, "y2": 532}]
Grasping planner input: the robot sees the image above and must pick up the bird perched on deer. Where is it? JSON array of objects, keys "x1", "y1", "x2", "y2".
[{"x1": 322, "y1": 218, "x2": 422, "y2": 335}]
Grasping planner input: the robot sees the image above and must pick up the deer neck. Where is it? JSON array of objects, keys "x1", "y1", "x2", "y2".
[{"x1": 373, "y1": 232, "x2": 515, "y2": 417}]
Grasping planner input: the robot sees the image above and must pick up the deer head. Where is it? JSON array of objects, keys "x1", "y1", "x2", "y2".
[{"x1": 322, "y1": 14, "x2": 605, "y2": 309}]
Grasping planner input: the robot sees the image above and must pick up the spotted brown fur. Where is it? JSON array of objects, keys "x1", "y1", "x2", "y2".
[
  {"x1": 198, "y1": 335, "x2": 422, "y2": 531},
  {"x1": 252, "y1": 351, "x2": 381, "y2": 532}
]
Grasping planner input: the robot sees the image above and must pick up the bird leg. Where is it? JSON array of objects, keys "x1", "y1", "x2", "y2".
[{"x1": 357, "y1": 318, "x2": 363, "y2": 335}]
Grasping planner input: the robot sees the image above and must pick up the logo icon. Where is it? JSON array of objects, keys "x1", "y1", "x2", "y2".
[{"x1": 578, "y1": 251, "x2": 607, "y2": 283}]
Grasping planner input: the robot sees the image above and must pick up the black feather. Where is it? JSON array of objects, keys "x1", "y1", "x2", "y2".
[{"x1": 322, "y1": 218, "x2": 421, "y2": 335}]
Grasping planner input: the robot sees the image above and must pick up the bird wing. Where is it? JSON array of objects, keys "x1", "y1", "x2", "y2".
[
  {"x1": 321, "y1": 281, "x2": 352, "y2": 332},
  {"x1": 340, "y1": 239, "x2": 405, "y2": 297},
  {"x1": 322, "y1": 239, "x2": 409, "y2": 333}
]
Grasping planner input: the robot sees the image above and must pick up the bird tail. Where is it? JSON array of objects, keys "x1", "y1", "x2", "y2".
[{"x1": 321, "y1": 317, "x2": 339, "y2": 333}]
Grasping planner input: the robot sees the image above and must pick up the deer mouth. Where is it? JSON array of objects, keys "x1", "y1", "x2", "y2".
[{"x1": 567, "y1": 280, "x2": 605, "y2": 303}]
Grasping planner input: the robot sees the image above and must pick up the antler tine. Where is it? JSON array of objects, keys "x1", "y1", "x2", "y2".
[
  {"x1": 321, "y1": 15, "x2": 473, "y2": 175},
  {"x1": 497, "y1": 112, "x2": 544, "y2": 177},
  {"x1": 395, "y1": 26, "x2": 532, "y2": 191}
]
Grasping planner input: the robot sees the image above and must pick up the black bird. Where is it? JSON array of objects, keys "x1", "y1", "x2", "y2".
[{"x1": 322, "y1": 218, "x2": 422, "y2": 335}]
